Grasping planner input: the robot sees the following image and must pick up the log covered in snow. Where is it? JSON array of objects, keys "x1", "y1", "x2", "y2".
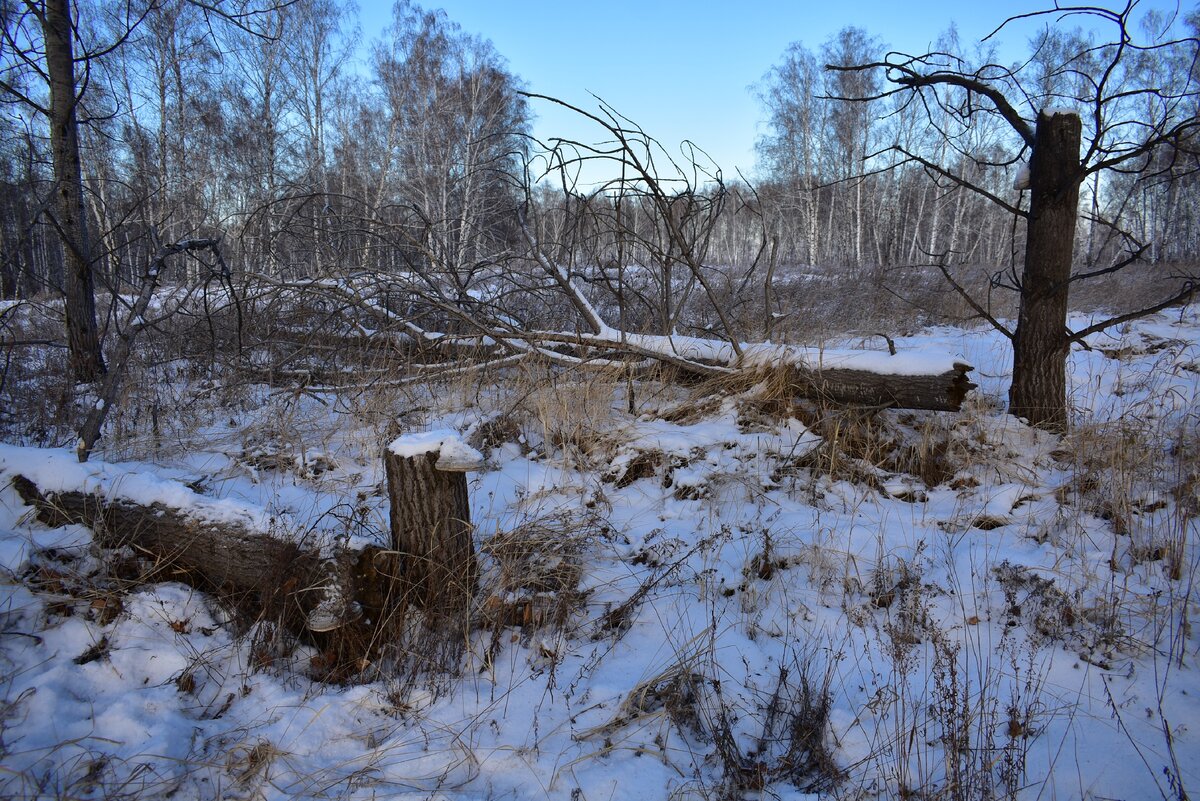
[{"x1": 8, "y1": 473, "x2": 387, "y2": 638}]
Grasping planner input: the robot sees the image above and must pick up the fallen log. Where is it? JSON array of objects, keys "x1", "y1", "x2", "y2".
[
  {"x1": 487, "y1": 330, "x2": 977, "y2": 412},
  {"x1": 444, "y1": 337, "x2": 975, "y2": 412},
  {"x1": 7, "y1": 470, "x2": 403, "y2": 682},
  {"x1": 8, "y1": 473, "x2": 386, "y2": 634},
  {"x1": 785, "y1": 362, "x2": 976, "y2": 411}
]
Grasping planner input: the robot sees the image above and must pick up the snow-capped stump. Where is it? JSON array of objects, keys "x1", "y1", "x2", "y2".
[
  {"x1": 384, "y1": 429, "x2": 483, "y2": 615},
  {"x1": 388, "y1": 428, "x2": 485, "y2": 471}
]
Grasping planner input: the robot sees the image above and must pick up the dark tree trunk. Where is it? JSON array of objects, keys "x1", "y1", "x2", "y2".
[
  {"x1": 384, "y1": 447, "x2": 479, "y2": 616},
  {"x1": 1009, "y1": 111, "x2": 1081, "y2": 432},
  {"x1": 45, "y1": 0, "x2": 105, "y2": 382}
]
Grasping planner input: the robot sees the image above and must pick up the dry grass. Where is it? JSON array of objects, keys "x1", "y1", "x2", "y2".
[
  {"x1": 1058, "y1": 418, "x2": 1199, "y2": 584},
  {"x1": 479, "y1": 509, "x2": 606, "y2": 635}
]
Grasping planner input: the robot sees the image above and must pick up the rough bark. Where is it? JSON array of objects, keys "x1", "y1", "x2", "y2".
[
  {"x1": 45, "y1": 0, "x2": 105, "y2": 382},
  {"x1": 384, "y1": 449, "x2": 479, "y2": 614},
  {"x1": 1009, "y1": 111, "x2": 1082, "y2": 432},
  {"x1": 9, "y1": 474, "x2": 394, "y2": 647},
  {"x1": 787, "y1": 362, "x2": 976, "y2": 411}
]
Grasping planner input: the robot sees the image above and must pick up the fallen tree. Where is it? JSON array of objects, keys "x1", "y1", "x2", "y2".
[
  {"x1": 3, "y1": 435, "x2": 485, "y2": 681},
  {"x1": 237, "y1": 265, "x2": 976, "y2": 411},
  {"x1": 227, "y1": 96, "x2": 975, "y2": 413},
  {"x1": 9, "y1": 471, "x2": 380, "y2": 633}
]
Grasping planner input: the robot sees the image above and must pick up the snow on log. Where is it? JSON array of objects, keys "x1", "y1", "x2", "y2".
[
  {"x1": 741, "y1": 343, "x2": 976, "y2": 411},
  {"x1": 1, "y1": 446, "x2": 391, "y2": 672},
  {"x1": 10, "y1": 472, "x2": 324, "y2": 621},
  {"x1": 782, "y1": 362, "x2": 976, "y2": 411},
  {"x1": 384, "y1": 430, "x2": 481, "y2": 614},
  {"x1": 562, "y1": 332, "x2": 977, "y2": 411}
]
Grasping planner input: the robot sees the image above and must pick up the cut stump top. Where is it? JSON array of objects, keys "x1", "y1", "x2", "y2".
[{"x1": 387, "y1": 428, "x2": 485, "y2": 472}]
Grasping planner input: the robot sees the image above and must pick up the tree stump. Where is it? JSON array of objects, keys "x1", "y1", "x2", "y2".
[{"x1": 384, "y1": 430, "x2": 483, "y2": 616}]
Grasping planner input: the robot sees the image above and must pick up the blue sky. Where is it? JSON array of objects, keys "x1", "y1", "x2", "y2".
[{"x1": 355, "y1": 1, "x2": 1188, "y2": 182}]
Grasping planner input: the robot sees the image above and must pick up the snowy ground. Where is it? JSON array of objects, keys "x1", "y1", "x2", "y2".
[{"x1": 1, "y1": 309, "x2": 1198, "y2": 800}]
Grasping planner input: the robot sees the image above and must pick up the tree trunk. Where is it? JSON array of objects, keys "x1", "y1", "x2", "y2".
[
  {"x1": 1009, "y1": 111, "x2": 1081, "y2": 433},
  {"x1": 384, "y1": 444, "x2": 479, "y2": 616},
  {"x1": 45, "y1": 0, "x2": 105, "y2": 382}
]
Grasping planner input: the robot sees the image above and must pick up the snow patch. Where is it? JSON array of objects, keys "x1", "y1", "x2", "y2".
[
  {"x1": 1013, "y1": 163, "x2": 1031, "y2": 191},
  {"x1": 1042, "y1": 106, "x2": 1079, "y2": 118},
  {"x1": 387, "y1": 428, "x2": 485, "y2": 470},
  {"x1": 0, "y1": 444, "x2": 273, "y2": 531}
]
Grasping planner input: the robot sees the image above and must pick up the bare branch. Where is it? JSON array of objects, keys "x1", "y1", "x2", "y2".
[
  {"x1": 934, "y1": 260, "x2": 1015, "y2": 340},
  {"x1": 894, "y1": 147, "x2": 1028, "y2": 217},
  {"x1": 517, "y1": 203, "x2": 607, "y2": 335},
  {"x1": 827, "y1": 59, "x2": 1036, "y2": 146},
  {"x1": 1067, "y1": 282, "x2": 1197, "y2": 344}
]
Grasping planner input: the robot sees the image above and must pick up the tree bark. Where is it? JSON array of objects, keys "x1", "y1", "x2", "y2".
[
  {"x1": 45, "y1": 0, "x2": 105, "y2": 382},
  {"x1": 384, "y1": 447, "x2": 479, "y2": 615},
  {"x1": 8, "y1": 473, "x2": 394, "y2": 631},
  {"x1": 787, "y1": 362, "x2": 976, "y2": 412},
  {"x1": 1009, "y1": 111, "x2": 1081, "y2": 432}
]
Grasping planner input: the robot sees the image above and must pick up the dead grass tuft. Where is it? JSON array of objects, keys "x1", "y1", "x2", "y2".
[{"x1": 479, "y1": 509, "x2": 606, "y2": 633}]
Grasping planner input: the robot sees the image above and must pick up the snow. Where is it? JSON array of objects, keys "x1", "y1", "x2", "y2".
[
  {"x1": 1013, "y1": 162, "x2": 1031, "y2": 190},
  {"x1": 744, "y1": 341, "x2": 969, "y2": 375},
  {"x1": 571, "y1": 329, "x2": 969, "y2": 375},
  {"x1": 387, "y1": 428, "x2": 485, "y2": 470},
  {"x1": 0, "y1": 444, "x2": 273, "y2": 531},
  {"x1": 0, "y1": 309, "x2": 1198, "y2": 800}
]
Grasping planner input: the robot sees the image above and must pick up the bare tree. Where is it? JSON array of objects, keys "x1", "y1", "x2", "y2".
[
  {"x1": 371, "y1": 1, "x2": 527, "y2": 295},
  {"x1": 282, "y1": 0, "x2": 356, "y2": 274},
  {"x1": 1, "y1": 0, "x2": 294, "y2": 382},
  {"x1": 828, "y1": 3, "x2": 1200, "y2": 431},
  {"x1": 757, "y1": 41, "x2": 823, "y2": 267},
  {"x1": 0, "y1": 0, "x2": 115, "y2": 380}
]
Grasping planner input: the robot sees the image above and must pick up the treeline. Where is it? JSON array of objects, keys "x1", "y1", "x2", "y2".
[
  {"x1": 0, "y1": 0, "x2": 527, "y2": 299},
  {"x1": 1, "y1": 0, "x2": 1197, "y2": 323},
  {"x1": 755, "y1": 21, "x2": 1200, "y2": 271}
]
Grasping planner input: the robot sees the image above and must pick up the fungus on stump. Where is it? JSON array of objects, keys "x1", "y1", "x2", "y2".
[{"x1": 384, "y1": 429, "x2": 483, "y2": 615}]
